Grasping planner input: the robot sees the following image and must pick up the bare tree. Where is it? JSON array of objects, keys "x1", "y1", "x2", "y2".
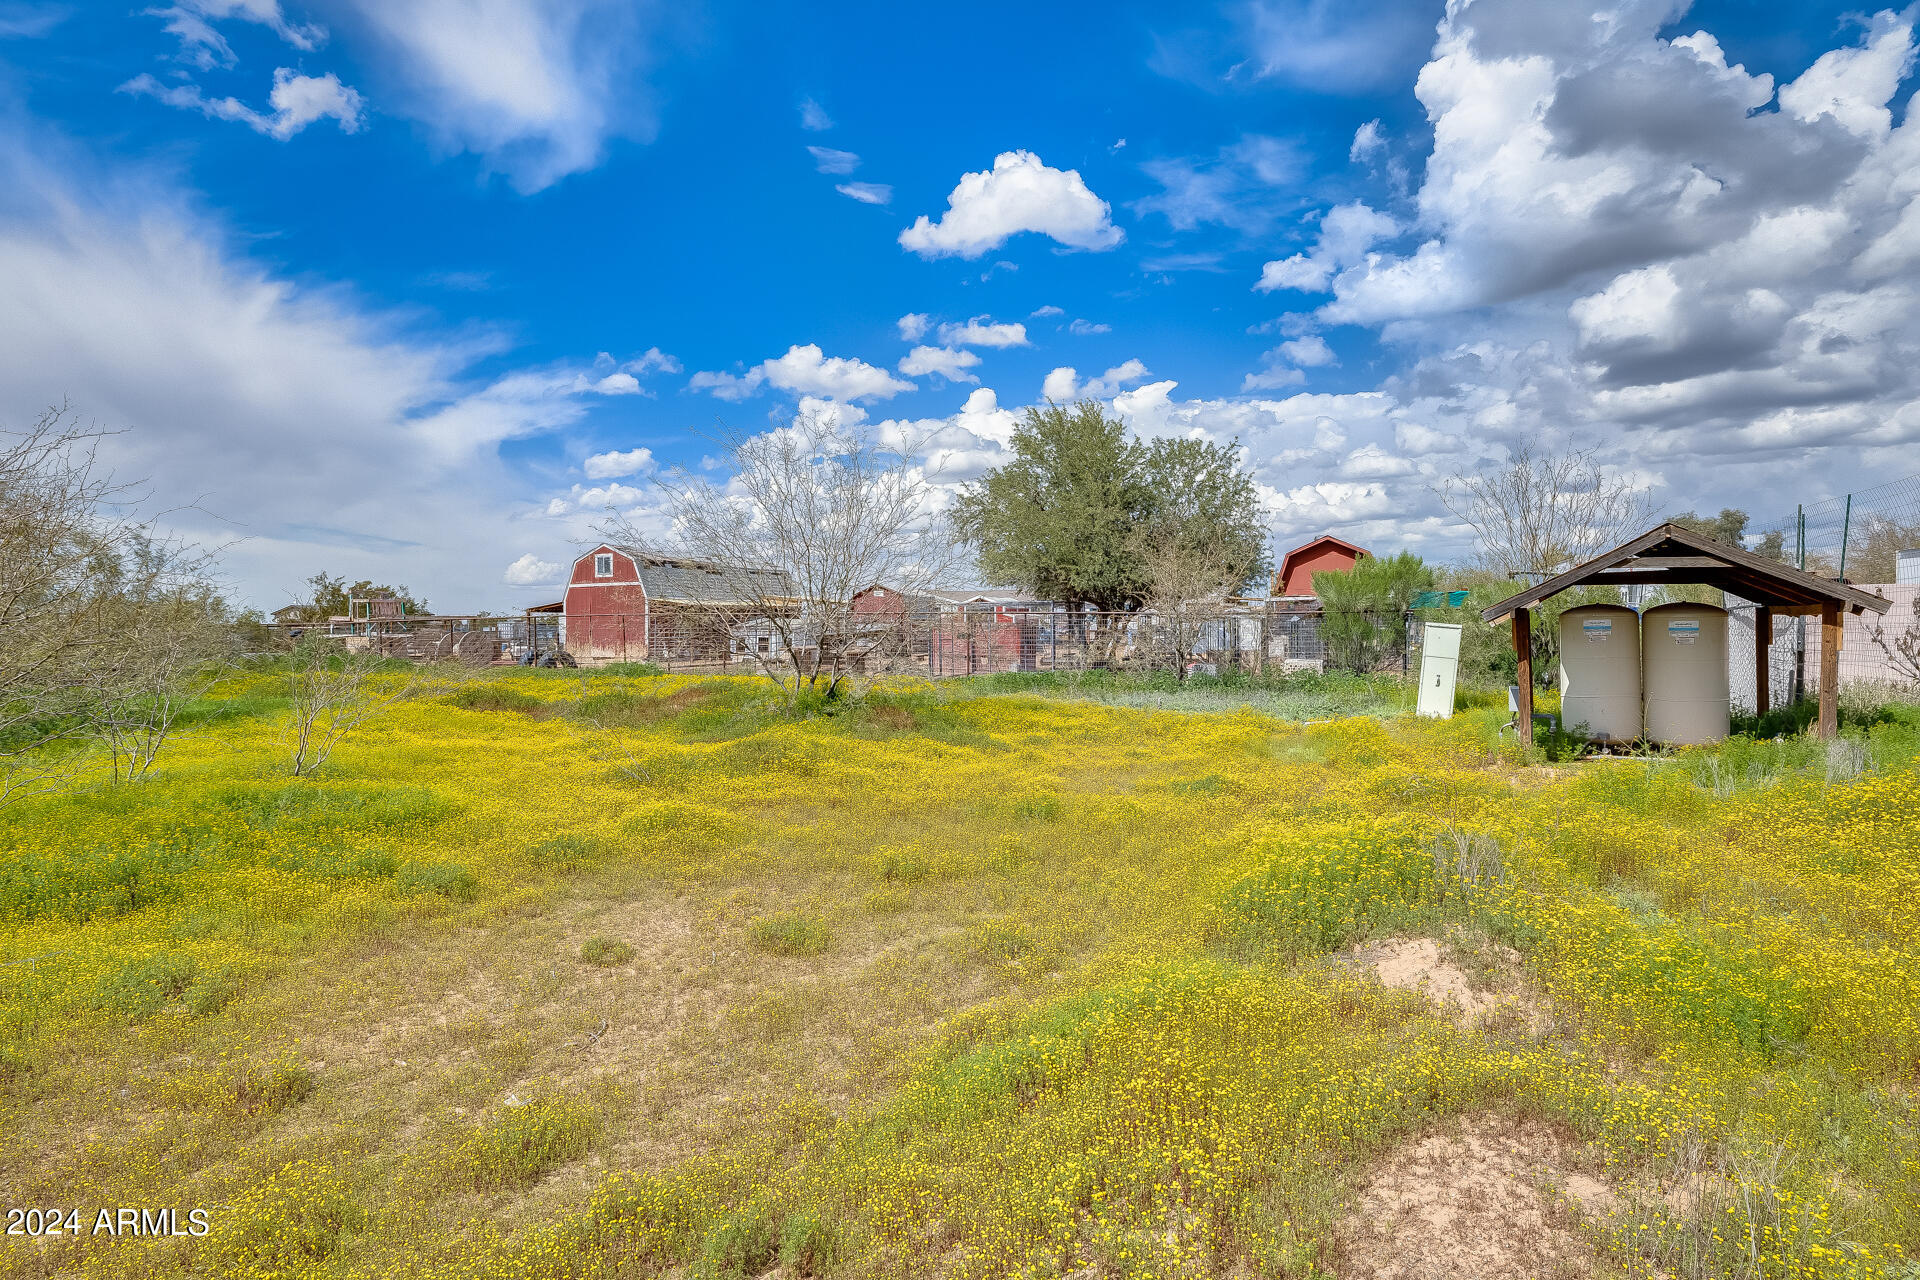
[
  {"x1": 1436, "y1": 444, "x2": 1651, "y2": 581},
  {"x1": 1135, "y1": 525, "x2": 1257, "y2": 679},
  {"x1": 0, "y1": 405, "x2": 226, "y2": 802},
  {"x1": 89, "y1": 594, "x2": 234, "y2": 782},
  {"x1": 285, "y1": 633, "x2": 418, "y2": 776},
  {"x1": 605, "y1": 413, "x2": 959, "y2": 705},
  {"x1": 1867, "y1": 602, "x2": 1920, "y2": 685}
]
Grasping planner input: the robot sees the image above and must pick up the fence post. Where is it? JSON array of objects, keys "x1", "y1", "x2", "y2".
[
  {"x1": 1838, "y1": 493, "x2": 1853, "y2": 581},
  {"x1": 1791, "y1": 505, "x2": 1807, "y2": 704}
]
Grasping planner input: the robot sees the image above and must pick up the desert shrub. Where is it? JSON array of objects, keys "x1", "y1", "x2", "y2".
[
  {"x1": 862, "y1": 887, "x2": 910, "y2": 915},
  {"x1": 220, "y1": 781, "x2": 453, "y2": 832},
  {"x1": 228, "y1": 1057, "x2": 316, "y2": 1117},
  {"x1": 1222, "y1": 820, "x2": 1444, "y2": 955},
  {"x1": 94, "y1": 951, "x2": 200, "y2": 1020},
  {"x1": 207, "y1": 1160, "x2": 363, "y2": 1272},
  {"x1": 694, "y1": 1200, "x2": 839, "y2": 1280},
  {"x1": 339, "y1": 848, "x2": 401, "y2": 879},
  {"x1": 0, "y1": 839, "x2": 203, "y2": 921},
  {"x1": 967, "y1": 920, "x2": 1036, "y2": 961},
  {"x1": 531, "y1": 832, "x2": 610, "y2": 872},
  {"x1": 1008, "y1": 792, "x2": 1062, "y2": 821},
  {"x1": 454, "y1": 1097, "x2": 598, "y2": 1191},
  {"x1": 580, "y1": 935, "x2": 634, "y2": 965},
  {"x1": 182, "y1": 964, "x2": 244, "y2": 1016},
  {"x1": 395, "y1": 862, "x2": 478, "y2": 901},
  {"x1": 167, "y1": 1054, "x2": 314, "y2": 1117},
  {"x1": 748, "y1": 912, "x2": 832, "y2": 957},
  {"x1": 878, "y1": 848, "x2": 933, "y2": 884},
  {"x1": 442, "y1": 685, "x2": 544, "y2": 714}
]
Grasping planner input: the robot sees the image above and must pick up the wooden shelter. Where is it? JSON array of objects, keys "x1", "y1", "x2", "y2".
[{"x1": 1482, "y1": 522, "x2": 1892, "y2": 745}]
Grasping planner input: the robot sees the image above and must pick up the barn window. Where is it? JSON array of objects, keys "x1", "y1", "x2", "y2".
[{"x1": 593, "y1": 553, "x2": 613, "y2": 578}]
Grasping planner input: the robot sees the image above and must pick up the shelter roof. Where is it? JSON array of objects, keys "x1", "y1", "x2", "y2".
[{"x1": 1481, "y1": 523, "x2": 1893, "y2": 623}]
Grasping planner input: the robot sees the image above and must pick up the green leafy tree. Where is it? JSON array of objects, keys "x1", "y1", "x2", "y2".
[
  {"x1": 1313, "y1": 553, "x2": 1433, "y2": 673},
  {"x1": 1671, "y1": 507, "x2": 1787, "y2": 562},
  {"x1": 1670, "y1": 508, "x2": 1749, "y2": 547},
  {"x1": 293, "y1": 572, "x2": 429, "y2": 622},
  {"x1": 952, "y1": 401, "x2": 1267, "y2": 619}
]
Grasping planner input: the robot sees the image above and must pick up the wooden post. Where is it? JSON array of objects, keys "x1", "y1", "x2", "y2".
[
  {"x1": 1817, "y1": 605, "x2": 1842, "y2": 739},
  {"x1": 1512, "y1": 607, "x2": 1534, "y2": 749},
  {"x1": 1753, "y1": 605, "x2": 1772, "y2": 716}
]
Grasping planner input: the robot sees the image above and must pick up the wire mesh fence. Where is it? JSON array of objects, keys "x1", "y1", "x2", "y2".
[
  {"x1": 1727, "y1": 593, "x2": 1920, "y2": 714},
  {"x1": 540, "y1": 608, "x2": 1421, "y2": 679},
  {"x1": 1751, "y1": 470, "x2": 1920, "y2": 584}
]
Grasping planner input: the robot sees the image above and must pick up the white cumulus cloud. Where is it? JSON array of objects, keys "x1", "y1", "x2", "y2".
[
  {"x1": 1042, "y1": 360, "x2": 1150, "y2": 401},
  {"x1": 582, "y1": 447, "x2": 655, "y2": 479},
  {"x1": 1256, "y1": 201, "x2": 1398, "y2": 292},
  {"x1": 938, "y1": 317, "x2": 1028, "y2": 348},
  {"x1": 898, "y1": 346, "x2": 981, "y2": 383},
  {"x1": 503, "y1": 552, "x2": 562, "y2": 585},
  {"x1": 690, "y1": 344, "x2": 914, "y2": 403},
  {"x1": 899, "y1": 150, "x2": 1122, "y2": 259}
]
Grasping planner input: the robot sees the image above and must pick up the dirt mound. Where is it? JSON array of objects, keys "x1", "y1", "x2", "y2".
[
  {"x1": 1343, "y1": 933, "x2": 1551, "y2": 1032},
  {"x1": 1350, "y1": 938, "x2": 1491, "y2": 1019},
  {"x1": 1334, "y1": 1114, "x2": 1616, "y2": 1280}
]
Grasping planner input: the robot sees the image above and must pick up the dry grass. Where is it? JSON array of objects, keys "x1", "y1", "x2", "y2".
[{"x1": 1, "y1": 673, "x2": 1915, "y2": 1278}]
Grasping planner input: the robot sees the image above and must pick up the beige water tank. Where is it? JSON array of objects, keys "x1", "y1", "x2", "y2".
[
  {"x1": 1558, "y1": 605, "x2": 1642, "y2": 742},
  {"x1": 1642, "y1": 602, "x2": 1730, "y2": 745}
]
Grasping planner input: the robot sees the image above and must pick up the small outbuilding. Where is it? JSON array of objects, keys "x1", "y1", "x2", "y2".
[{"x1": 1482, "y1": 522, "x2": 1892, "y2": 745}]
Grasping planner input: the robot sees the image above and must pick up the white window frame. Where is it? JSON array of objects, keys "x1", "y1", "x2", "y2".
[{"x1": 593, "y1": 553, "x2": 614, "y2": 578}]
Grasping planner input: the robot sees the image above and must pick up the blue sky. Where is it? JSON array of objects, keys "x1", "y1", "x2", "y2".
[{"x1": 1, "y1": 0, "x2": 1915, "y2": 609}]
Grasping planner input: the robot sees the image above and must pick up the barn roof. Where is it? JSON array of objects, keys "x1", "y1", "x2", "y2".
[
  {"x1": 1481, "y1": 522, "x2": 1893, "y2": 623},
  {"x1": 1278, "y1": 534, "x2": 1370, "y2": 578},
  {"x1": 609, "y1": 545, "x2": 798, "y2": 606}
]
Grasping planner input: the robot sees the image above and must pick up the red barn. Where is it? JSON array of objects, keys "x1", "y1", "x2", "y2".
[
  {"x1": 562, "y1": 544, "x2": 795, "y2": 664},
  {"x1": 1271, "y1": 535, "x2": 1371, "y2": 599}
]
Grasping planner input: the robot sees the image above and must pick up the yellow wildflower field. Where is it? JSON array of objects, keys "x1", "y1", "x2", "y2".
[{"x1": 1, "y1": 669, "x2": 1917, "y2": 1279}]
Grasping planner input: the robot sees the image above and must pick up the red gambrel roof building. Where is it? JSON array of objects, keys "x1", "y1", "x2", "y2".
[{"x1": 1271, "y1": 534, "x2": 1371, "y2": 599}]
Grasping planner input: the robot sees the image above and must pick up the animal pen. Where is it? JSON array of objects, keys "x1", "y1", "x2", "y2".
[
  {"x1": 538, "y1": 604, "x2": 1415, "y2": 678},
  {"x1": 274, "y1": 598, "x2": 505, "y2": 665},
  {"x1": 1484, "y1": 522, "x2": 1893, "y2": 746}
]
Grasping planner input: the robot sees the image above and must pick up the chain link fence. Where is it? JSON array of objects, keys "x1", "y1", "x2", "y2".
[
  {"x1": 538, "y1": 607, "x2": 1420, "y2": 679},
  {"x1": 1751, "y1": 470, "x2": 1920, "y2": 583},
  {"x1": 1728, "y1": 593, "x2": 1920, "y2": 714}
]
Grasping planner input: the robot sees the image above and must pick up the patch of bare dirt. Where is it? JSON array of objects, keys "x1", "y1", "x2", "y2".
[
  {"x1": 1334, "y1": 1114, "x2": 1618, "y2": 1280},
  {"x1": 1350, "y1": 938, "x2": 1491, "y2": 1020},
  {"x1": 1343, "y1": 932, "x2": 1554, "y2": 1032}
]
